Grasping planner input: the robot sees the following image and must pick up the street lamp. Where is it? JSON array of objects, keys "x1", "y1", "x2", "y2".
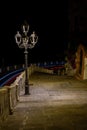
[{"x1": 15, "y1": 22, "x2": 38, "y2": 95}]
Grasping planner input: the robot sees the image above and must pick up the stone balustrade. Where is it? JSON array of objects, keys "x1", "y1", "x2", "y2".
[
  {"x1": 0, "y1": 64, "x2": 53, "y2": 124},
  {"x1": 34, "y1": 66, "x2": 53, "y2": 74}
]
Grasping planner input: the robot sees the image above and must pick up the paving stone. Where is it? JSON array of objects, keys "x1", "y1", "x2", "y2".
[{"x1": 1, "y1": 72, "x2": 87, "y2": 130}]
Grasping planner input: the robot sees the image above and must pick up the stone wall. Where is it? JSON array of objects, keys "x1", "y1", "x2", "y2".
[
  {"x1": 84, "y1": 58, "x2": 87, "y2": 79},
  {"x1": 34, "y1": 66, "x2": 53, "y2": 74},
  {"x1": 75, "y1": 44, "x2": 87, "y2": 80}
]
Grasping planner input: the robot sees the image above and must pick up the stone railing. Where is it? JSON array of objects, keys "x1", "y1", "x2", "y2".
[
  {"x1": 0, "y1": 65, "x2": 53, "y2": 123},
  {"x1": 34, "y1": 66, "x2": 53, "y2": 74}
]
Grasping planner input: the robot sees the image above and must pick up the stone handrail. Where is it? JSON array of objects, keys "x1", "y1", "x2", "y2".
[{"x1": 0, "y1": 65, "x2": 53, "y2": 123}]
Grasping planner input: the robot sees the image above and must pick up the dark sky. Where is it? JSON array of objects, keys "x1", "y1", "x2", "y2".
[{"x1": 0, "y1": 1, "x2": 69, "y2": 66}]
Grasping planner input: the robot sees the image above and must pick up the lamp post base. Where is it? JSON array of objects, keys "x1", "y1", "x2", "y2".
[{"x1": 25, "y1": 84, "x2": 30, "y2": 95}]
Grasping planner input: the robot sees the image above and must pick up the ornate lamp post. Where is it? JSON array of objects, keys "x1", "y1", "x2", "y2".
[{"x1": 15, "y1": 22, "x2": 38, "y2": 95}]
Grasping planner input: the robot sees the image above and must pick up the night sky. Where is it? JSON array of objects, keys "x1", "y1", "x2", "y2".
[{"x1": 0, "y1": 1, "x2": 77, "y2": 66}]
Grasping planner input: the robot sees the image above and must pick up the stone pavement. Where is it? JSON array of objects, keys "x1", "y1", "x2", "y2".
[{"x1": 1, "y1": 72, "x2": 87, "y2": 130}]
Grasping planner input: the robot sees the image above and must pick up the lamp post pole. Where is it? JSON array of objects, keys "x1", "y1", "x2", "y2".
[
  {"x1": 24, "y1": 48, "x2": 29, "y2": 94},
  {"x1": 15, "y1": 22, "x2": 38, "y2": 95}
]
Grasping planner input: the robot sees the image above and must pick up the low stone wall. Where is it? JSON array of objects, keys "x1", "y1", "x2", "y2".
[
  {"x1": 0, "y1": 65, "x2": 53, "y2": 123},
  {"x1": 0, "y1": 70, "x2": 25, "y2": 124},
  {"x1": 34, "y1": 66, "x2": 53, "y2": 74}
]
